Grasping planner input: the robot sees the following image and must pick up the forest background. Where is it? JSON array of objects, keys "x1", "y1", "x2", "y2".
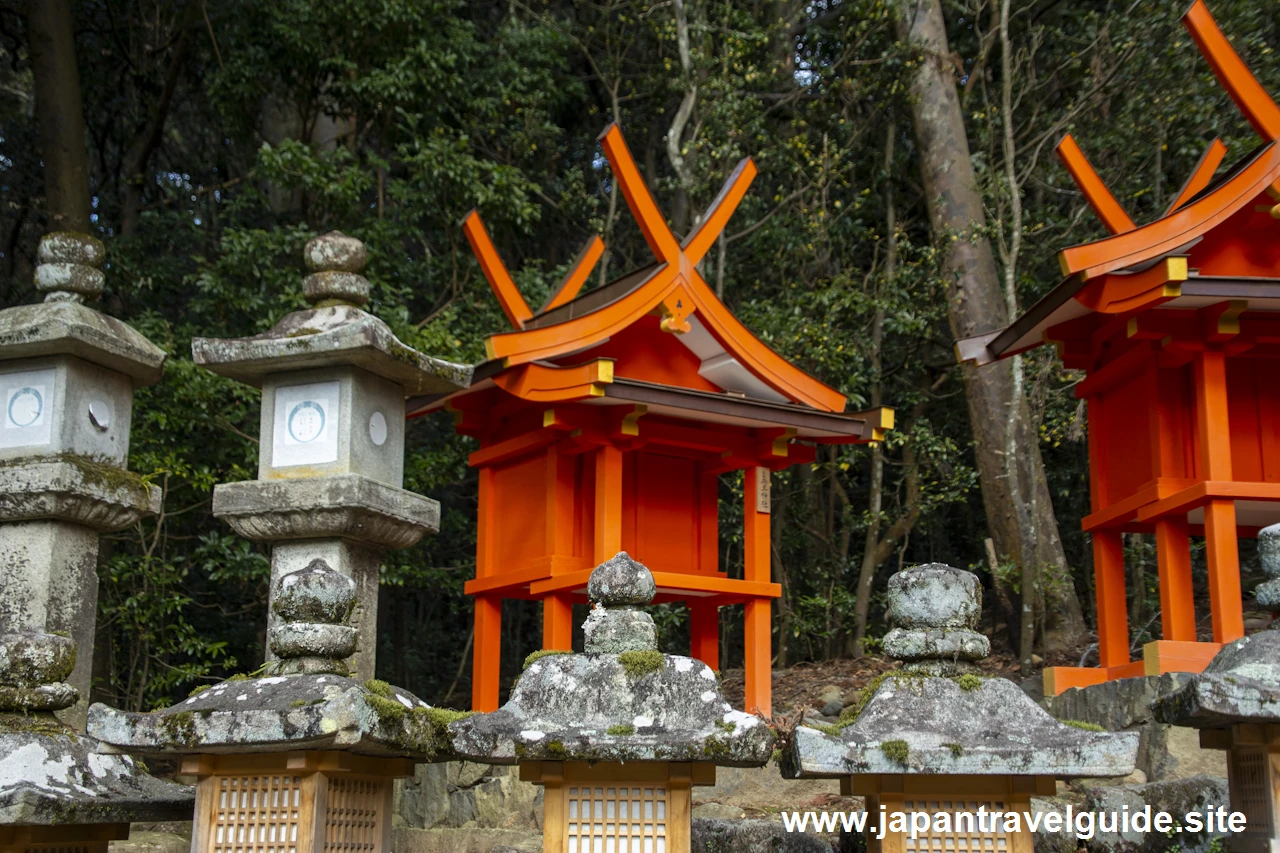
[{"x1": 1, "y1": 0, "x2": 1275, "y2": 712}]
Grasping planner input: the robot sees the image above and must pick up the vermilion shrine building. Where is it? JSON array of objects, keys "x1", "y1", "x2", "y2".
[
  {"x1": 957, "y1": 2, "x2": 1280, "y2": 695},
  {"x1": 410, "y1": 125, "x2": 892, "y2": 714}
]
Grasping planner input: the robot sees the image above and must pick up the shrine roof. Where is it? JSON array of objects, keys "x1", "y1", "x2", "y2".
[
  {"x1": 957, "y1": 1, "x2": 1280, "y2": 367},
  {"x1": 455, "y1": 124, "x2": 849, "y2": 415}
]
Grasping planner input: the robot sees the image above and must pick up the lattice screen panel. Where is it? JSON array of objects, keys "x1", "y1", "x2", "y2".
[
  {"x1": 901, "y1": 800, "x2": 1012, "y2": 853},
  {"x1": 209, "y1": 774, "x2": 304, "y2": 853},
  {"x1": 17, "y1": 846, "x2": 101, "y2": 853},
  {"x1": 1230, "y1": 747, "x2": 1273, "y2": 835},
  {"x1": 566, "y1": 785, "x2": 669, "y2": 853},
  {"x1": 323, "y1": 776, "x2": 385, "y2": 852}
]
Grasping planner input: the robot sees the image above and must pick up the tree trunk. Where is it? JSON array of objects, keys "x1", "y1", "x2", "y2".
[
  {"x1": 26, "y1": 0, "x2": 92, "y2": 233},
  {"x1": 895, "y1": 0, "x2": 1087, "y2": 652},
  {"x1": 121, "y1": 24, "x2": 192, "y2": 236}
]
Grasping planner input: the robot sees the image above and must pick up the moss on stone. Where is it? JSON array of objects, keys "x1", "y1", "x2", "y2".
[
  {"x1": 0, "y1": 711, "x2": 74, "y2": 738},
  {"x1": 188, "y1": 684, "x2": 211, "y2": 698},
  {"x1": 157, "y1": 710, "x2": 199, "y2": 746},
  {"x1": 410, "y1": 705, "x2": 472, "y2": 756},
  {"x1": 880, "y1": 739, "x2": 909, "y2": 763},
  {"x1": 617, "y1": 650, "x2": 664, "y2": 679},
  {"x1": 809, "y1": 722, "x2": 842, "y2": 737},
  {"x1": 545, "y1": 740, "x2": 569, "y2": 759},
  {"x1": 366, "y1": 693, "x2": 406, "y2": 725},
  {"x1": 944, "y1": 742, "x2": 964, "y2": 757},
  {"x1": 364, "y1": 679, "x2": 394, "y2": 698},
  {"x1": 523, "y1": 649, "x2": 573, "y2": 670},
  {"x1": 1062, "y1": 719, "x2": 1105, "y2": 732},
  {"x1": 954, "y1": 673, "x2": 984, "y2": 692},
  {"x1": 715, "y1": 719, "x2": 736, "y2": 734},
  {"x1": 607, "y1": 724, "x2": 635, "y2": 736},
  {"x1": 225, "y1": 673, "x2": 251, "y2": 682}
]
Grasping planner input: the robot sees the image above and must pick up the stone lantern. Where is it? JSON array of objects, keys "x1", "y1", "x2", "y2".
[
  {"x1": 88, "y1": 557, "x2": 463, "y2": 853},
  {"x1": 1153, "y1": 524, "x2": 1280, "y2": 853},
  {"x1": 0, "y1": 233, "x2": 194, "y2": 850},
  {"x1": 0, "y1": 232, "x2": 165, "y2": 728},
  {"x1": 783, "y1": 563, "x2": 1139, "y2": 853},
  {"x1": 191, "y1": 231, "x2": 470, "y2": 679},
  {"x1": 448, "y1": 552, "x2": 775, "y2": 853}
]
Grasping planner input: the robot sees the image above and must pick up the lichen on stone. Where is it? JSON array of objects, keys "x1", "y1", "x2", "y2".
[
  {"x1": 523, "y1": 649, "x2": 573, "y2": 670},
  {"x1": 617, "y1": 650, "x2": 664, "y2": 679}
]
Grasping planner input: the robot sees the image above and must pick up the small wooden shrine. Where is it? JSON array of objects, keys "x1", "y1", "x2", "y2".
[
  {"x1": 956, "y1": 1, "x2": 1280, "y2": 695},
  {"x1": 410, "y1": 124, "x2": 892, "y2": 714}
]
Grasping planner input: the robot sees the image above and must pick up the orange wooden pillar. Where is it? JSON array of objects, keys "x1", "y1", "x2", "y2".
[
  {"x1": 1093, "y1": 528, "x2": 1130, "y2": 669},
  {"x1": 743, "y1": 466, "x2": 772, "y2": 717},
  {"x1": 542, "y1": 445, "x2": 576, "y2": 651},
  {"x1": 689, "y1": 602, "x2": 719, "y2": 670},
  {"x1": 473, "y1": 467, "x2": 502, "y2": 712},
  {"x1": 1192, "y1": 350, "x2": 1244, "y2": 644},
  {"x1": 1154, "y1": 518, "x2": 1197, "y2": 641},
  {"x1": 473, "y1": 595, "x2": 502, "y2": 712},
  {"x1": 594, "y1": 444, "x2": 623, "y2": 562}
]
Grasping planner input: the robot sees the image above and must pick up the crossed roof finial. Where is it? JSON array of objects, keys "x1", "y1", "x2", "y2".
[
  {"x1": 462, "y1": 123, "x2": 757, "y2": 335},
  {"x1": 1056, "y1": 0, "x2": 1280, "y2": 233}
]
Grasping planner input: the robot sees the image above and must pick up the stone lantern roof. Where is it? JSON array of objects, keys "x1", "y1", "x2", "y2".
[
  {"x1": 448, "y1": 552, "x2": 775, "y2": 765},
  {"x1": 88, "y1": 559, "x2": 463, "y2": 761},
  {"x1": 784, "y1": 563, "x2": 1139, "y2": 778},
  {"x1": 0, "y1": 631, "x2": 192, "y2": 825},
  {"x1": 1153, "y1": 523, "x2": 1280, "y2": 729},
  {"x1": 191, "y1": 231, "x2": 471, "y2": 395},
  {"x1": 0, "y1": 233, "x2": 165, "y2": 385}
]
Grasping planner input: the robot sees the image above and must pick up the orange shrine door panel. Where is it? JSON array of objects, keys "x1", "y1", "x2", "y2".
[{"x1": 621, "y1": 451, "x2": 718, "y2": 577}]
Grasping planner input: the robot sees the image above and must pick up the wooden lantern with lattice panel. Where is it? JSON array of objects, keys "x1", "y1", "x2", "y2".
[
  {"x1": 847, "y1": 774, "x2": 1054, "y2": 853},
  {"x1": 519, "y1": 761, "x2": 717, "y2": 853},
  {"x1": 179, "y1": 751, "x2": 413, "y2": 853},
  {"x1": 1193, "y1": 724, "x2": 1280, "y2": 852}
]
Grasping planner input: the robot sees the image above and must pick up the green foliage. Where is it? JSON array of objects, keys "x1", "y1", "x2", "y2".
[{"x1": 3, "y1": 0, "x2": 1273, "y2": 708}]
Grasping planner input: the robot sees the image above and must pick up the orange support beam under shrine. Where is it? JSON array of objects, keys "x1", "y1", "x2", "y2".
[
  {"x1": 422, "y1": 124, "x2": 892, "y2": 714},
  {"x1": 958, "y1": 2, "x2": 1280, "y2": 697}
]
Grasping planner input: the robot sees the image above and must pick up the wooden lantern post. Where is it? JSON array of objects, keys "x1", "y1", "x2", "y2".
[
  {"x1": 412, "y1": 124, "x2": 894, "y2": 716},
  {"x1": 956, "y1": 1, "x2": 1280, "y2": 695}
]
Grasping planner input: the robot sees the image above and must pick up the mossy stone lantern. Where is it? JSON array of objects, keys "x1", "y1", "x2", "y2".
[
  {"x1": 449, "y1": 552, "x2": 775, "y2": 853},
  {"x1": 0, "y1": 232, "x2": 166, "y2": 728},
  {"x1": 191, "y1": 232, "x2": 471, "y2": 680},
  {"x1": 783, "y1": 563, "x2": 1139, "y2": 853},
  {"x1": 1153, "y1": 523, "x2": 1280, "y2": 853},
  {"x1": 0, "y1": 234, "x2": 193, "y2": 851},
  {"x1": 89, "y1": 558, "x2": 465, "y2": 853}
]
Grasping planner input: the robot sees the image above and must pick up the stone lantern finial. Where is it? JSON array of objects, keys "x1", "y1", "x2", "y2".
[
  {"x1": 583, "y1": 551, "x2": 658, "y2": 653},
  {"x1": 881, "y1": 562, "x2": 990, "y2": 674},
  {"x1": 34, "y1": 231, "x2": 105, "y2": 303},
  {"x1": 266, "y1": 558, "x2": 358, "y2": 676},
  {"x1": 1256, "y1": 523, "x2": 1280, "y2": 624},
  {"x1": 302, "y1": 231, "x2": 370, "y2": 306}
]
